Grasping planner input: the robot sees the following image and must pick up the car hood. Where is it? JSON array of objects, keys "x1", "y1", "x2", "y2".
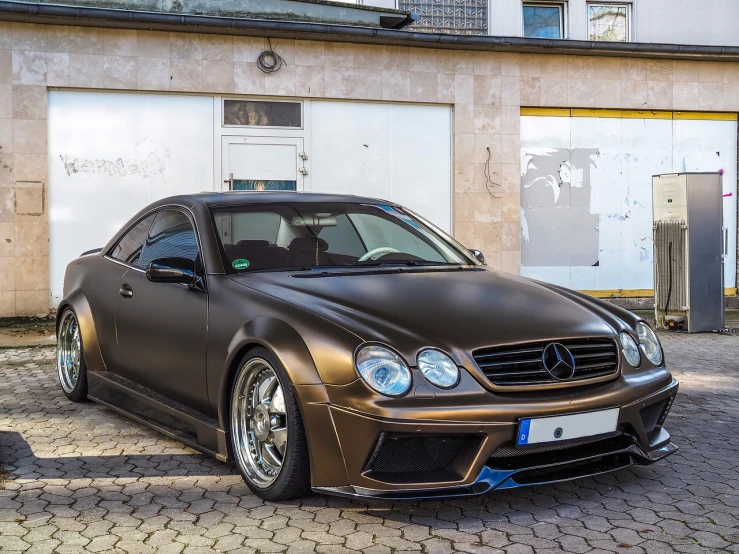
[{"x1": 230, "y1": 268, "x2": 621, "y2": 359}]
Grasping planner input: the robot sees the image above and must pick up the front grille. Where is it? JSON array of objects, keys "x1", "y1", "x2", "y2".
[
  {"x1": 368, "y1": 434, "x2": 477, "y2": 475},
  {"x1": 640, "y1": 400, "x2": 667, "y2": 434},
  {"x1": 473, "y1": 338, "x2": 619, "y2": 387}
]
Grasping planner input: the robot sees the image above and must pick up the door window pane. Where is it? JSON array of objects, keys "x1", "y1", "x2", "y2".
[
  {"x1": 588, "y1": 4, "x2": 628, "y2": 41},
  {"x1": 523, "y1": 4, "x2": 564, "y2": 38},
  {"x1": 140, "y1": 210, "x2": 199, "y2": 268},
  {"x1": 109, "y1": 214, "x2": 156, "y2": 267},
  {"x1": 233, "y1": 179, "x2": 297, "y2": 191},
  {"x1": 224, "y1": 100, "x2": 301, "y2": 127}
]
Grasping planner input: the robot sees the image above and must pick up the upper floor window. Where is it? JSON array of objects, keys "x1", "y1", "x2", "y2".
[
  {"x1": 398, "y1": 0, "x2": 488, "y2": 36},
  {"x1": 523, "y1": 3, "x2": 565, "y2": 39},
  {"x1": 588, "y1": 3, "x2": 629, "y2": 41}
]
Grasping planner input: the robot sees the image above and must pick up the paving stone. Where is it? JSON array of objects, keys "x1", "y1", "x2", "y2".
[{"x1": 0, "y1": 334, "x2": 738, "y2": 553}]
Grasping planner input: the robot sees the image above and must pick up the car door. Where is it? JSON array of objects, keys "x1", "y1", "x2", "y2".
[
  {"x1": 99, "y1": 213, "x2": 158, "y2": 368},
  {"x1": 115, "y1": 208, "x2": 209, "y2": 414}
]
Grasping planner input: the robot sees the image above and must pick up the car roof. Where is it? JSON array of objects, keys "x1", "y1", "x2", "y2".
[{"x1": 150, "y1": 191, "x2": 395, "y2": 210}]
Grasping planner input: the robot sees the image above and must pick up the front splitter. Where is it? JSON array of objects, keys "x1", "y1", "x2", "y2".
[{"x1": 313, "y1": 440, "x2": 678, "y2": 501}]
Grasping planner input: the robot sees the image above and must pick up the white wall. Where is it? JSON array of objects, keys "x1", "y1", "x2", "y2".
[
  {"x1": 308, "y1": 101, "x2": 453, "y2": 232},
  {"x1": 489, "y1": 0, "x2": 739, "y2": 46},
  {"x1": 48, "y1": 91, "x2": 215, "y2": 305},
  {"x1": 520, "y1": 115, "x2": 737, "y2": 291}
]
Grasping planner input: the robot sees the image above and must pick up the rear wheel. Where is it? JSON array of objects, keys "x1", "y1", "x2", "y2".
[
  {"x1": 230, "y1": 348, "x2": 311, "y2": 500},
  {"x1": 57, "y1": 308, "x2": 88, "y2": 402}
]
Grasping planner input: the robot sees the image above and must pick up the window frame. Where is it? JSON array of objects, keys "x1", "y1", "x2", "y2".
[
  {"x1": 105, "y1": 205, "x2": 206, "y2": 282},
  {"x1": 221, "y1": 98, "x2": 304, "y2": 130},
  {"x1": 521, "y1": 2, "x2": 567, "y2": 40},
  {"x1": 586, "y1": 2, "x2": 631, "y2": 42}
]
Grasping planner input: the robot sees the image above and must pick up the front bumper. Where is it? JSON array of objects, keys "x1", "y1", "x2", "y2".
[{"x1": 313, "y1": 376, "x2": 679, "y2": 500}]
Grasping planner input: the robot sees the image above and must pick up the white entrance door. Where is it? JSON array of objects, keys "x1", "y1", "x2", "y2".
[{"x1": 221, "y1": 136, "x2": 305, "y2": 191}]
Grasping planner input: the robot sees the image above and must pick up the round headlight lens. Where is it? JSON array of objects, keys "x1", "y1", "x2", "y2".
[
  {"x1": 619, "y1": 332, "x2": 641, "y2": 367},
  {"x1": 355, "y1": 345, "x2": 412, "y2": 397},
  {"x1": 637, "y1": 321, "x2": 663, "y2": 366},
  {"x1": 417, "y1": 349, "x2": 460, "y2": 389}
]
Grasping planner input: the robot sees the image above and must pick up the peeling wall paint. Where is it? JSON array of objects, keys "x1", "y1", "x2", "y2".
[
  {"x1": 520, "y1": 116, "x2": 738, "y2": 290},
  {"x1": 521, "y1": 148, "x2": 600, "y2": 266}
]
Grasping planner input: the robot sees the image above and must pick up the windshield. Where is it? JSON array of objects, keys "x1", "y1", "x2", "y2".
[{"x1": 210, "y1": 202, "x2": 479, "y2": 273}]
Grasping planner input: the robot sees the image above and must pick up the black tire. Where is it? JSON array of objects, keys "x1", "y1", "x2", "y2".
[
  {"x1": 56, "y1": 308, "x2": 88, "y2": 403},
  {"x1": 230, "y1": 347, "x2": 311, "y2": 500}
]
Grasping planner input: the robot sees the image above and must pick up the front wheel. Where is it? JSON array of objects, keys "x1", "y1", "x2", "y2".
[
  {"x1": 57, "y1": 308, "x2": 88, "y2": 402},
  {"x1": 230, "y1": 348, "x2": 311, "y2": 500}
]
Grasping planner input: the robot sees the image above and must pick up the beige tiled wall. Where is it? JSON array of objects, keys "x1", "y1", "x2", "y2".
[{"x1": 1, "y1": 21, "x2": 739, "y2": 316}]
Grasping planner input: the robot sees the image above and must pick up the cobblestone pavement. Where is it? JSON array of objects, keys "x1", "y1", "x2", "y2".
[{"x1": 0, "y1": 333, "x2": 738, "y2": 554}]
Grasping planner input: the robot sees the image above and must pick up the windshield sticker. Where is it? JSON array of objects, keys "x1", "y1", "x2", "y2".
[{"x1": 232, "y1": 259, "x2": 250, "y2": 270}]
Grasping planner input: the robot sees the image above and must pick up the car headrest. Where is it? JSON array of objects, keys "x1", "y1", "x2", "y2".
[
  {"x1": 289, "y1": 237, "x2": 329, "y2": 251},
  {"x1": 236, "y1": 240, "x2": 270, "y2": 248}
]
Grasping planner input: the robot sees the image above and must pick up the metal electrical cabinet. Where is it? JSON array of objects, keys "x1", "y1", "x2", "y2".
[{"x1": 652, "y1": 173, "x2": 725, "y2": 332}]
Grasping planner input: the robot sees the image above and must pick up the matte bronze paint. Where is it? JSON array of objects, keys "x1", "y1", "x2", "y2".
[{"x1": 58, "y1": 192, "x2": 679, "y2": 498}]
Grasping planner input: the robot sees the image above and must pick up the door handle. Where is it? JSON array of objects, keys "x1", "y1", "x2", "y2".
[{"x1": 119, "y1": 284, "x2": 133, "y2": 298}]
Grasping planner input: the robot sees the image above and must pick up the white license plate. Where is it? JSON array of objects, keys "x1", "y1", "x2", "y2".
[{"x1": 516, "y1": 408, "x2": 620, "y2": 446}]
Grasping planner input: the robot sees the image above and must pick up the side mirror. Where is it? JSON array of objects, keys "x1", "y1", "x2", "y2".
[
  {"x1": 469, "y1": 249, "x2": 485, "y2": 264},
  {"x1": 146, "y1": 257, "x2": 196, "y2": 285}
]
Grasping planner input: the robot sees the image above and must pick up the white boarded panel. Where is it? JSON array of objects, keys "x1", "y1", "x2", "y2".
[
  {"x1": 520, "y1": 115, "x2": 737, "y2": 290},
  {"x1": 48, "y1": 91, "x2": 214, "y2": 306},
  {"x1": 308, "y1": 101, "x2": 452, "y2": 232}
]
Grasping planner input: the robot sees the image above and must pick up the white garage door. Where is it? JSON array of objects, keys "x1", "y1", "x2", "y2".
[
  {"x1": 308, "y1": 101, "x2": 452, "y2": 233},
  {"x1": 48, "y1": 91, "x2": 214, "y2": 306}
]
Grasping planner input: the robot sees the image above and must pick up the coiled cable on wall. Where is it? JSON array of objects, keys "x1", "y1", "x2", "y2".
[{"x1": 257, "y1": 39, "x2": 285, "y2": 74}]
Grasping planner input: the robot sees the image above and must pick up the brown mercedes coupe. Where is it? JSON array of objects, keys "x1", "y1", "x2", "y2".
[{"x1": 57, "y1": 192, "x2": 678, "y2": 500}]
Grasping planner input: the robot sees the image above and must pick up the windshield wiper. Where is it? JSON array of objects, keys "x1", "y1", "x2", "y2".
[
  {"x1": 243, "y1": 266, "x2": 314, "y2": 273},
  {"x1": 354, "y1": 260, "x2": 472, "y2": 267}
]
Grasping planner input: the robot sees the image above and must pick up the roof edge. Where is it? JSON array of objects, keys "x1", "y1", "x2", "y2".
[{"x1": 2, "y1": 1, "x2": 739, "y2": 61}]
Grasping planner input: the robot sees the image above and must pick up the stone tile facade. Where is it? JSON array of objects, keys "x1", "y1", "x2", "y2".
[{"x1": 1, "y1": 21, "x2": 739, "y2": 315}]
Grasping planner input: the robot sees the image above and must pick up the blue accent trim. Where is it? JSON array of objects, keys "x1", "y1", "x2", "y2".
[{"x1": 517, "y1": 419, "x2": 531, "y2": 445}]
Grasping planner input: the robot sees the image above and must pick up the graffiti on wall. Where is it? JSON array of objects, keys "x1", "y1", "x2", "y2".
[{"x1": 521, "y1": 148, "x2": 600, "y2": 267}]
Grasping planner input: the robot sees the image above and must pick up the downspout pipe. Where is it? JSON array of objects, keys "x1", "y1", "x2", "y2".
[{"x1": 2, "y1": 1, "x2": 739, "y2": 60}]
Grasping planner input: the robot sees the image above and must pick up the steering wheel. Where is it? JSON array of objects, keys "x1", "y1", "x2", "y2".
[{"x1": 358, "y1": 247, "x2": 400, "y2": 262}]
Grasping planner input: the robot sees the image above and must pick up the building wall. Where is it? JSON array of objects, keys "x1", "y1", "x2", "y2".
[
  {"x1": 2, "y1": 21, "x2": 739, "y2": 315},
  {"x1": 489, "y1": 0, "x2": 739, "y2": 46}
]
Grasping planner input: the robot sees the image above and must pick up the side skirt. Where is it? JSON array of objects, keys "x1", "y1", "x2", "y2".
[{"x1": 87, "y1": 372, "x2": 230, "y2": 462}]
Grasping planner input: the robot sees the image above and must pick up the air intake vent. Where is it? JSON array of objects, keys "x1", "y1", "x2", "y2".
[
  {"x1": 368, "y1": 434, "x2": 476, "y2": 475},
  {"x1": 473, "y1": 338, "x2": 619, "y2": 387},
  {"x1": 640, "y1": 400, "x2": 667, "y2": 434}
]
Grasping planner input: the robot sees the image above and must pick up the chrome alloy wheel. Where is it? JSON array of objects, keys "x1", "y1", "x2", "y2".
[
  {"x1": 57, "y1": 310, "x2": 81, "y2": 394},
  {"x1": 231, "y1": 359, "x2": 288, "y2": 488}
]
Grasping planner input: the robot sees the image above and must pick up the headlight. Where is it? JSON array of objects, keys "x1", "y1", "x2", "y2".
[
  {"x1": 417, "y1": 349, "x2": 460, "y2": 389},
  {"x1": 619, "y1": 332, "x2": 641, "y2": 367},
  {"x1": 637, "y1": 321, "x2": 663, "y2": 366},
  {"x1": 355, "y1": 345, "x2": 412, "y2": 397}
]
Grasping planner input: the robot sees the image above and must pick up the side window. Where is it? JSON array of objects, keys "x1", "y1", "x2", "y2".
[
  {"x1": 109, "y1": 214, "x2": 156, "y2": 268},
  {"x1": 139, "y1": 210, "x2": 199, "y2": 269}
]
